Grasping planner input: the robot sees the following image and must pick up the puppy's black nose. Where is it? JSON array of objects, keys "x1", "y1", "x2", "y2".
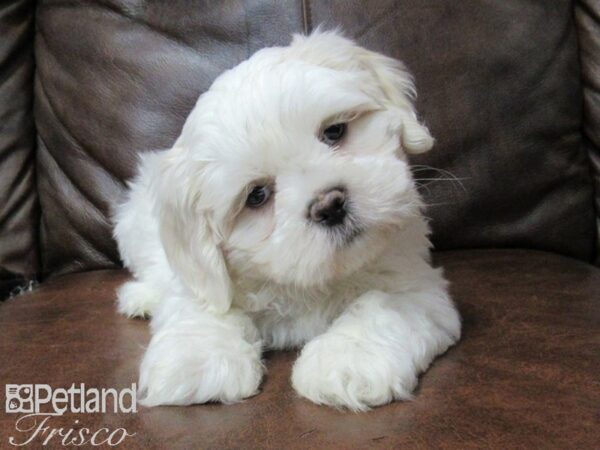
[{"x1": 309, "y1": 187, "x2": 347, "y2": 227}]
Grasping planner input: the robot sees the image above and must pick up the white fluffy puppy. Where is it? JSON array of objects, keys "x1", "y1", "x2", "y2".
[{"x1": 113, "y1": 30, "x2": 461, "y2": 411}]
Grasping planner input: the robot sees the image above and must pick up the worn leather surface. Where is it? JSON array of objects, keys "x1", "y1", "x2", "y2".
[
  {"x1": 0, "y1": 0, "x2": 38, "y2": 289},
  {"x1": 34, "y1": 0, "x2": 305, "y2": 277},
  {"x1": 576, "y1": 0, "x2": 600, "y2": 263},
  {"x1": 1, "y1": 250, "x2": 598, "y2": 449},
  {"x1": 33, "y1": 0, "x2": 597, "y2": 278},
  {"x1": 310, "y1": 0, "x2": 596, "y2": 261}
]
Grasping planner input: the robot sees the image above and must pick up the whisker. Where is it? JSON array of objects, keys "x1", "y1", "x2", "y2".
[
  {"x1": 414, "y1": 177, "x2": 469, "y2": 181},
  {"x1": 417, "y1": 182, "x2": 433, "y2": 197},
  {"x1": 411, "y1": 164, "x2": 469, "y2": 193},
  {"x1": 421, "y1": 201, "x2": 461, "y2": 208}
]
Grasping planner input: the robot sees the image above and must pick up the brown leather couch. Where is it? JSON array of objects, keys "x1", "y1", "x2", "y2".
[{"x1": 1, "y1": 1, "x2": 599, "y2": 448}]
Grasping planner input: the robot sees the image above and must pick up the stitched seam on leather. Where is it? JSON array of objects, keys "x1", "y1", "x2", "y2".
[
  {"x1": 574, "y1": 1, "x2": 600, "y2": 263},
  {"x1": 301, "y1": 0, "x2": 312, "y2": 34},
  {"x1": 352, "y1": 3, "x2": 401, "y2": 41},
  {"x1": 242, "y1": 2, "x2": 251, "y2": 58}
]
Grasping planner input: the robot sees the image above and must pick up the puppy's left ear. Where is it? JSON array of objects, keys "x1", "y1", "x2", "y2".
[
  {"x1": 357, "y1": 48, "x2": 434, "y2": 154},
  {"x1": 292, "y1": 30, "x2": 434, "y2": 154}
]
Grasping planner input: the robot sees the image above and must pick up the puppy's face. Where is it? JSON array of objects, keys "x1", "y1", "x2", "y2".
[{"x1": 154, "y1": 31, "x2": 434, "y2": 311}]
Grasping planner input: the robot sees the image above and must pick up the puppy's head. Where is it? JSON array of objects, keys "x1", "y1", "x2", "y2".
[{"x1": 153, "y1": 30, "x2": 433, "y2": 312}]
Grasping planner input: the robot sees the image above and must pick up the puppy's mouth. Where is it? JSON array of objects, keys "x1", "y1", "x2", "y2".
[
  {"x1": 338, "y1": 225, "x2": 363, "y2": 246},
  {"x1": 328, "y1": 215, "x2": 364, "y2": 247},
  {"x1": 308, "y1": 191, "x2": 364, "y2": 247}
]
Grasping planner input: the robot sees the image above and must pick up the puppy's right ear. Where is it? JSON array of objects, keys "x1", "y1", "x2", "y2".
[{"x1": 149, "y1": 147, "x2": 232, "y2": 314}]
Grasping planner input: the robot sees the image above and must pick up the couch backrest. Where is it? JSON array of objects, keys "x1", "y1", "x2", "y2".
[{"x1": 0, "y1": 0, "x2": 598, "y2": 282}]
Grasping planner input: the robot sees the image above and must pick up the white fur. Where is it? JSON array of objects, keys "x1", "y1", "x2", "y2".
[{"x1": 113, "y1": 30, "x2": 461, "y2": 411}]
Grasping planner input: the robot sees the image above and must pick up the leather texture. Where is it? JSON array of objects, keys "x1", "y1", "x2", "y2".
[
  {"x1": 0, "y1": 0, "x2": 39, "y2": 293},
  {"x1": 576, "y1": 0, "x2": 600, "y2": 263},
  {"x1": 1, "y1": 250, "x2": 598, "y2": 449},
  {"x1": 34, "y1": 0, "x2": 305, "y2": 277},
  {"x1": 310, "y1": 0, "x2": 596, "y2": 261},
  {"x1": 32, "y1": 0, "x2": 597, "y2": 278}
]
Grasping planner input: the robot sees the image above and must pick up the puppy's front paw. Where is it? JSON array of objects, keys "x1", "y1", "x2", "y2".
[
  {"x1": 117, "y1": 280, "x2": 161, "y2": 318},
  {"x1": 138, "y1": 330, "x2": 263, "y2": 406},
  {"x1": 292, "y1": 333, "x2": 417, "y2": 411}
]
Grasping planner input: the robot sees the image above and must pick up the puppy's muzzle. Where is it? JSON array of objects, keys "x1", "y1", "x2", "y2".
[{"x1": 308, "y1": 187, "x2": 347, "y2": 227}]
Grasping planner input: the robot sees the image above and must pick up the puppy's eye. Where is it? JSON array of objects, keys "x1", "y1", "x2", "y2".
[
  {"x1": 321, "y1": 123, "x2": 347, "y2": 146},
  {"x1": 246, "y1": 185, "x2": 271, "y2": 208}
]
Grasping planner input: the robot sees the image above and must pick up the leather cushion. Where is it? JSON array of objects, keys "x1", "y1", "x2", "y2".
[
  {"x1": 0, "y1": 0, "x2": 39, "y2": 286},
  {"x1": 1, "y1": 250, "x2": 598, "y2": 449},
  {"x1": 34, "y1": 1, "x2": 597, "y2": 277}
]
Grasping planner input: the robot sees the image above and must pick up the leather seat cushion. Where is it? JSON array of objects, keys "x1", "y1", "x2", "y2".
[{"x1": 1, "y1": 249, "x2": 598, "y2": 449}]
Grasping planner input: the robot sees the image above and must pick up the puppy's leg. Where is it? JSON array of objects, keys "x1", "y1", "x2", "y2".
[
  {"x1": 292, "y1": 286, "x2": 460, "y2": 411},
  {"x1": 138, "y1": 297, "x2": 263, "y2": 406}
]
